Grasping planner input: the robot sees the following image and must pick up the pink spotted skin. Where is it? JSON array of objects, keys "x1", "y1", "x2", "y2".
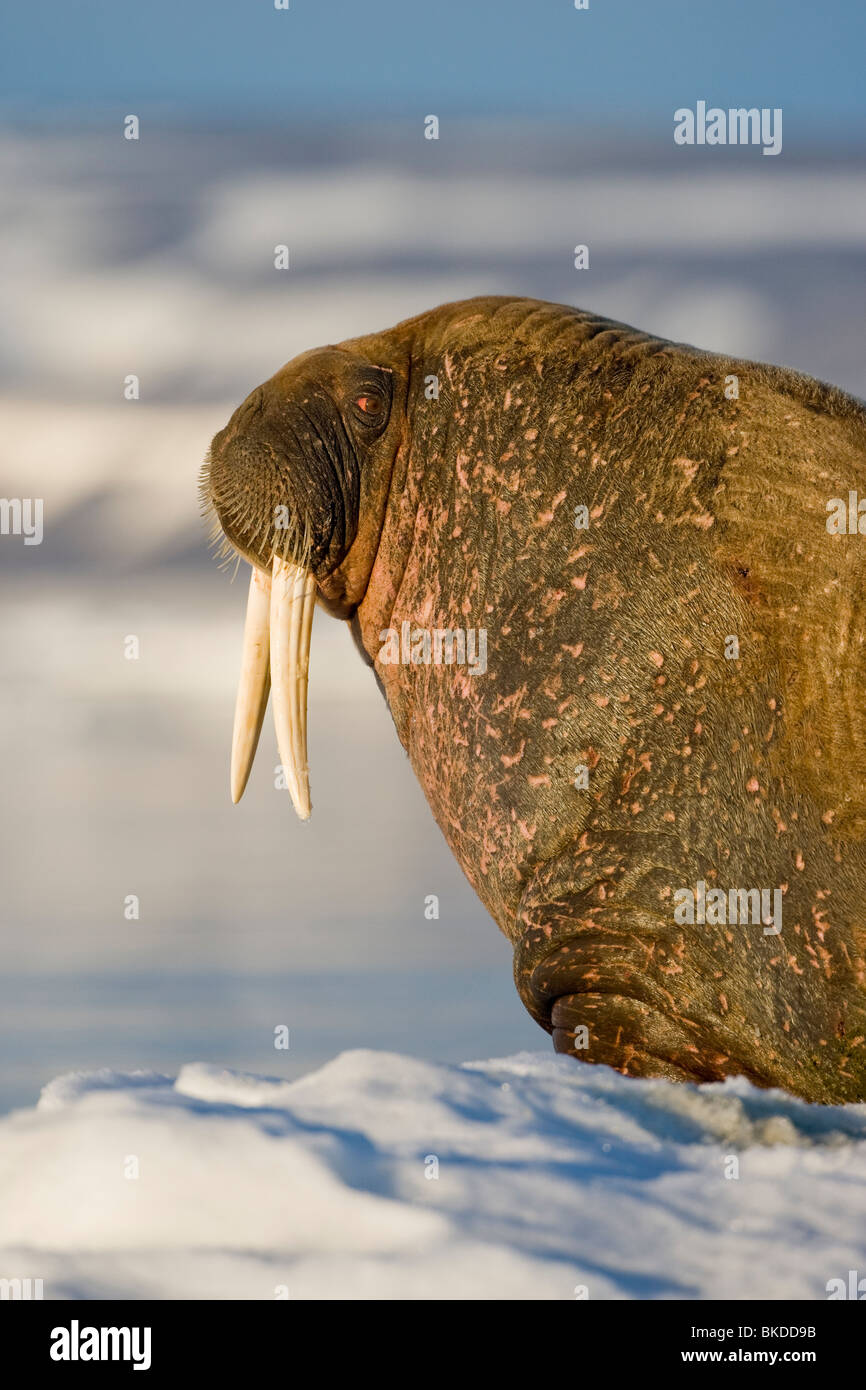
[{"x1": 209, "y1": 297, "x2": 866, "y2": 1103}]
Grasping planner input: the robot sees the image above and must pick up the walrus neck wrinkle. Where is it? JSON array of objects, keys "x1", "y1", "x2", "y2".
[{"x1": 356, "y1": 362, "x2": 438, "y2": 644}]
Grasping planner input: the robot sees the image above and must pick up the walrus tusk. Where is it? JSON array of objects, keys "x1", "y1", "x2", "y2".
[
  {"x1": 230, "y1": 564, "x2": 272, "y2": 804},
  {"x1": 270, "y1": 553, "x2": 316, "y2": 820}
]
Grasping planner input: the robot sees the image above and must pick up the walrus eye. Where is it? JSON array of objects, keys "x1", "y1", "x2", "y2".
[
  {"x1": 355, "y1": 391, "x2": 384, "y2": 418},
  {"x1": 348, "y1": 365, "x2": 392, "y2": 432}
]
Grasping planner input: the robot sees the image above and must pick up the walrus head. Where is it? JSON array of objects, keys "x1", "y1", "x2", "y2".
[{"x1": 201, "y1": 345, "x2": 405, "y2": 814}]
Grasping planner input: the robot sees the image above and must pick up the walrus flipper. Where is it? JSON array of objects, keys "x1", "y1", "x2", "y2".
[{"x1": 513, "y1": 832, "x2": 866, "y2": 1101}]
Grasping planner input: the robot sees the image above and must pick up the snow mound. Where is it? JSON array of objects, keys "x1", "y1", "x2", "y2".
[{"x1": 1, "y1": 1050, "x2": 864, "y2": 1300}]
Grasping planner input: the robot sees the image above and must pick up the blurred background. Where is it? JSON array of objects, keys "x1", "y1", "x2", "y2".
[{"x1": 1, "y1": 0, "x2": 865, "y2": 1112}]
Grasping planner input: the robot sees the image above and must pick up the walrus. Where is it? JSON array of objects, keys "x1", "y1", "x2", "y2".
[{"x1": 202, "y1": 296, "x2": 866, "y2": 1104}]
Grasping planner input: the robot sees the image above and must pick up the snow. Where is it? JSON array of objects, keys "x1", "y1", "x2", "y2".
[{"x1": 1, "y1": 1050, "x2": 864, "y2": 1300}]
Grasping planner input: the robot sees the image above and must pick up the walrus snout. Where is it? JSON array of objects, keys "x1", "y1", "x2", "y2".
[
  {"x1": 201, "y1": 343, "x2": 405, "y2": 817},
  {"x1": 205, "y1": 402, "x2": 354, "y2": 577}
]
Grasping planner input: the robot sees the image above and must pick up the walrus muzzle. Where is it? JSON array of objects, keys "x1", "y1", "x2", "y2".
[{"x1": 204, "y1": 347, "x2": 397, "y2": 818}]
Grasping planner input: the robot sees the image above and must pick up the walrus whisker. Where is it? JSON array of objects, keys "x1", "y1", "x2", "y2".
[
  {"x1": 269, "y1": 554, "x2": 316, "y2": 820},
  {"x1": 230, "y1": 564, "x2": 273, "y2": 804}
]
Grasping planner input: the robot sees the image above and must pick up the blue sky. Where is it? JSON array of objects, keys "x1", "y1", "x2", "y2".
[{"x1": 3, "y1": 0, "x2": 865, "y2": 133}]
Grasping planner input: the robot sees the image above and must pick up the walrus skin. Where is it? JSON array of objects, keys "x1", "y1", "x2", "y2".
[{"x1": 205, "y1": 296, "x2": 866, "y2": 1103}]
